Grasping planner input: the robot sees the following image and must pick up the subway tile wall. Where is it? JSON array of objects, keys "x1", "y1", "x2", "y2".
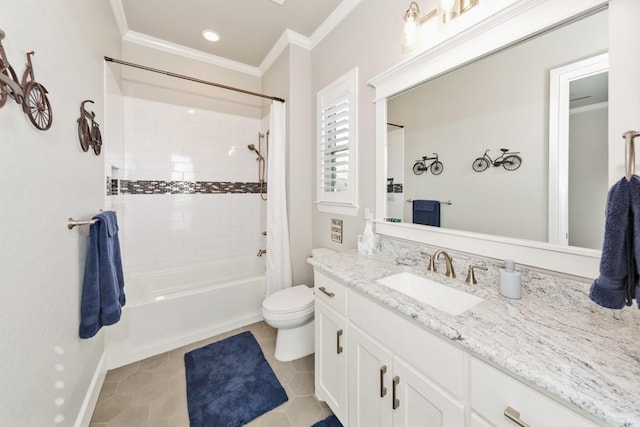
[{"x1": 122, "y1": 97, "x2": 265, "y2": 274}]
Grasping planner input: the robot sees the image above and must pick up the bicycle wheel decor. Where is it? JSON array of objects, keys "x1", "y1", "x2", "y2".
[
  {"x1": 91, "y1": 125, "x2": 102, "y2": 156},
  {"x1": 77, "y1": 116, "x2": 91, "y2": 152},
  {"x1": 413, "y1": 161, "x2": 426, "y2": 175},
  {"x1": 0, "y1": 60, "x2": 8, "y2": 109},
  {"x1": 431, "y1": 161, "x2": 444, "y2": 175},
  {"x1": 472, "y1": 157, "x2": 489, "y2": 172},
  {"x1": 502, "y1": 155, "x2": 522, "y2": 171},
  {"x1": 23, "y1": 82, "x2": 52, "y2": 130}
]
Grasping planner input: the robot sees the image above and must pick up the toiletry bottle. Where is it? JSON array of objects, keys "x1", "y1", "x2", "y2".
[{"x1": 499, "y1": 259, "x2": 522, "y2": 299}]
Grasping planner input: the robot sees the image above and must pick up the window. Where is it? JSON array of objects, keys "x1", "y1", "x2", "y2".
[{"x1": 316, "y1": 68, "x2": 358, "y2": 215}]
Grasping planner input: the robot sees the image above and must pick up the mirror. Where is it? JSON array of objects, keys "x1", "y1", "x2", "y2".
[{"x1": 386, "y1": 9, "x2": 608, "y2": 249}]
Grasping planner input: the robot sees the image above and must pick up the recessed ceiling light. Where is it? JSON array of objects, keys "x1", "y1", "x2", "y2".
[{"x1": 201, "y1": 29, "x2": 220, "y2": 42}]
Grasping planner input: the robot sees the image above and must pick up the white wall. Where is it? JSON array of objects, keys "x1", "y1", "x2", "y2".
[
  {"x1": 0, "y1": 1, "x2": 120, "y2": 425},
  {"x1": 388, "y1": 11, "x2": 607, "y2": 242},
  {"x1": 121, "y1": 97, "x2": 263, "y2": 274},
  {"x1": 311, "y1": 0, "x2": 405, "y2": 251}
]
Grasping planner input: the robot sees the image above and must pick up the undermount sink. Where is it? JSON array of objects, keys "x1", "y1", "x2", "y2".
[{"x1": 376, "y1": 272, "x2": 483, "y2": 316}]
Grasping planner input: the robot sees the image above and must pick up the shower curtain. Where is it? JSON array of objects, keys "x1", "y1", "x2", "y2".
[{"x1": 265, "y1": 100, "x2": 293, "y2": 296}]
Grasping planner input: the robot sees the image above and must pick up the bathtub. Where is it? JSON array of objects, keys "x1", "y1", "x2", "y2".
[{"x1": 106, "y1": 257, "x2": 265, "y2": 369}]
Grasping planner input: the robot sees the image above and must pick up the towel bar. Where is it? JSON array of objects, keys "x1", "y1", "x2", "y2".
[
  {"x1": 624, "y1": 130, "x2": 640, "y2": 181},
  {"x1": 405, "y1": 199, "x2": 452, "y2": 205},
  {"x1": 67, "y1": 210, "x2": 117, "y2": 229},
  {"x1": 67, "y1": 218, "x2": 97, "y2": 229}
]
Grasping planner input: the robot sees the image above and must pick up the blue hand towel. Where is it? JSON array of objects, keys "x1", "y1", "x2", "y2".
[
  {"x1": 79, "y1": 211, "x2": 126, "y2": 338},
  {"x1": 590, "y1": 177, "x2": 637, "y2": 309},
  {"x1": 413, "y1": 200, "x2": 441, "y2": 227}
]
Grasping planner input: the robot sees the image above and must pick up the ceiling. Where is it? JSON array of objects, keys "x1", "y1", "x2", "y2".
[{"x1": 119, "y1": 0, "x2": 343, "y2": 68}]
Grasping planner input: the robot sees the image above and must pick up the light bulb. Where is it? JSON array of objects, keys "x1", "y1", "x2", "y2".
[
  {"x1": 440, "y1": 0, "x2": 456, "y2": 11},
  {"x1": 404, "y1": 19, "x2": 418, "y2": 47}
]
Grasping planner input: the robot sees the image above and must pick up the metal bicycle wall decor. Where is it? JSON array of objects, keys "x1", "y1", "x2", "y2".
[
  {"x1": 77, "y1": 100, "x2": 102, "y2": 155},
  {"x1": 413, "y1": 153, "x2": 444, "y2": 175},
  {"x1": 0, "y1": 29, "x2": 53, "y2": 130},
  {"x1": 472, "y1": 148, "x2": 522, "y2": 172}
]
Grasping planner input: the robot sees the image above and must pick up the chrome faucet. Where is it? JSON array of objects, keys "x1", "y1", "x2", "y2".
[{"x1": 433, "y1": 250, "x2": 456, "y2": 278}]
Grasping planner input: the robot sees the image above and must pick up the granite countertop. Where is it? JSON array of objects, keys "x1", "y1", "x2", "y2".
[{"x1": 307, "y1": 244, "x2": 640, "y2": 427}]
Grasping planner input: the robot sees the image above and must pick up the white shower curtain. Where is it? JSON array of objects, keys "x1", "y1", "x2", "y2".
[{"x1": 265, "y1": 100, "x2": 292, "y2": 296}]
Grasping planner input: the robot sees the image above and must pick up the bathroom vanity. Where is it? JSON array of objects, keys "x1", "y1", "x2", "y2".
[{"x1": 310, "y1": 244, "x2": 640, "y2": 427}]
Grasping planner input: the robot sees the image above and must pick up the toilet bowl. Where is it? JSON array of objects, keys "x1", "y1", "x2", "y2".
[
  {"x1": 262, "y1": 284, "x2": 315, "y2": 361},
  {"x1": 262, "y1": 248, "x2": 336, "y2": 361}
]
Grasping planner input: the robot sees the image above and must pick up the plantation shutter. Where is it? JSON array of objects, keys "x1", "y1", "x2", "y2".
[{"x1": 316, "y1": 68, "x2": 358, "y2": 211}]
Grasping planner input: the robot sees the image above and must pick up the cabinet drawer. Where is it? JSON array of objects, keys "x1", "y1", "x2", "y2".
[
  {"x1": 314, "y1": 272, "x2": 347, "y2": 315},
  {"x1": 470, "y1": 357, "x2": 599, "y2": 427}
]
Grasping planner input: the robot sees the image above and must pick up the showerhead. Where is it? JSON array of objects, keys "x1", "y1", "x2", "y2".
[{"x1": 248, "y1": 144, "x2": 264, "y2": 161}]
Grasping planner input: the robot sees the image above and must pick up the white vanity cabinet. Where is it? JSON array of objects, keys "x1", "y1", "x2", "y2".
[
  {"x1": 313, "y1": 269, "x2": 606, "y2": 427},
  {"x1": 314, "y1": 272, "x2": 348, "y2": 425},
  {"x1": 348, "y1": 290, "x2": 465, "y2": 427},
  {"x1": 469, "y1": 357, "x2": 601, "y2": 427}
]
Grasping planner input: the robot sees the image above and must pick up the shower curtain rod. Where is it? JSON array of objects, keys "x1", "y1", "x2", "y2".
[{"x1": 104, "y1": 57, "x2": 285, "y2": 103}]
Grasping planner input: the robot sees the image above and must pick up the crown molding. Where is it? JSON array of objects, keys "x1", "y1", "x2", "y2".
[
  {"x1": 109, "y1": 0, "x2": 129, "y2": 38},
  {"x1": 259, "y1": 29, "x2": 311, "y2": 74},
  {"x1": 309, "y1": 0, "x2": 362, "y2": 49},
  {"x1": 123, "y1": 31, "x2": 261, "y2": 77},
  {"x1": 109, "y1": 0, "x2": 361, "y2": 77}
]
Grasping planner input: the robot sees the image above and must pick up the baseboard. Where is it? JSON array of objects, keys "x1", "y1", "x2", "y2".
[
  {"x1": 107, "y1": 313, "x2": 264, "y2": 369},
  {"x1": 74, "y1": 351, "x2": 107, "y2": 427}
]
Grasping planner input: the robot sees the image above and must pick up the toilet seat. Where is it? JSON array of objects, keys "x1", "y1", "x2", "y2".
[{"x1": 262, "y1": 285, "x2": 314, "y2": 315}]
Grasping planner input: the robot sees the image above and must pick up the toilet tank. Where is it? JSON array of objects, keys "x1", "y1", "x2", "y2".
[{"x1": 310, "y1": 248, "x2": 336, "y2": 258}]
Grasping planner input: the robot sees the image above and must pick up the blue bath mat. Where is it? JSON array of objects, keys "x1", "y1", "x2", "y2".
[
  {"x1": 184, "y1": 331, "x2": 288, "y2": 427},
  {"x1": 311, "y1": 414, "x2": 343, "y2": 427}
]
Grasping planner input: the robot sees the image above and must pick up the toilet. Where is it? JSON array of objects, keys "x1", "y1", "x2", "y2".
[{"x1": 262, "y1": 248, "x2": 335, "y2": 361}]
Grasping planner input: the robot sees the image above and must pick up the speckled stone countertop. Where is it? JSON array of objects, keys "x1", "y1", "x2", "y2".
[{"x1": 307, "y1": 238, "x2": 640, "y2": 427}]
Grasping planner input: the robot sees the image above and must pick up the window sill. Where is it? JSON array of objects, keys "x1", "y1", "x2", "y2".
[{"x1": 315, "y1": 201, "x2": 359, "y2": 216}]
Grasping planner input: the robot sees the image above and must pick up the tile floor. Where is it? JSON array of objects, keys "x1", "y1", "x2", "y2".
[{"x1": 89, "y1": 321, "x2": 333, "y2": 427}]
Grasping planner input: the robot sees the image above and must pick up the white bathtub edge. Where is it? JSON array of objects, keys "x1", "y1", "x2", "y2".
[
  {"x1": 106, "y1": 312, "x2": 264, "y2": 370},
  {"x1": 74, "y1": 351, "x2": 107, "y2": 427}
]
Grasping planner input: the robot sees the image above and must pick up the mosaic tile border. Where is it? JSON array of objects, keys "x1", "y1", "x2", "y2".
[{"x1": 106, "y1": 179, "x2": 266, "y2": 195}]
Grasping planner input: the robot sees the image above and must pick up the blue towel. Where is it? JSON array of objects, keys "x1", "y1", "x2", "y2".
[
  {"x1": 413, "y1": 200, "x2": 441, "y2": 227},
  {"x1": 590, "y1": 177, "x2": 639, "y2": 309},
  {"x1": 79, "y1": 211, "x2": 126, "y2": 338}
]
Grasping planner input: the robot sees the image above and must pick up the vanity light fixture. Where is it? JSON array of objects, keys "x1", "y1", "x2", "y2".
[
  {"x1": 403, "y1": 0, "x2": 479, "y2": 47},
  {"x1": 201, "y1": 29, "x2": 220, "y2": 42}
]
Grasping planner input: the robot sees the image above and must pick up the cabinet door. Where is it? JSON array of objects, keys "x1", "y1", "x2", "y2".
[
  {"x1": 391, "y1": 356, "x2": 465, "y2": 427},
  {"x1": 470, "y1": 413, "x2": 493, "y2": 427},
  {"x1": 348, "y1": 323, "x2": 393, "y2": 427},
  {"x1": 314, "y1": 299, "x2": 347, "y2": 424}
]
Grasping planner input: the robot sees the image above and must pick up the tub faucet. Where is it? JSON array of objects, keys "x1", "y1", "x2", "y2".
[
  {"x1": 433, "y1": 250, "x2": 456, "y2": 278},
  {"x1": 257, "y1": 249, "x2": 267, "y2": 257}
]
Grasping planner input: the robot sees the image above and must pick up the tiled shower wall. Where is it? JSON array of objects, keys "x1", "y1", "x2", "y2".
[{"x1": 120, "y1": 97, "x2": 265, "y2": 274}]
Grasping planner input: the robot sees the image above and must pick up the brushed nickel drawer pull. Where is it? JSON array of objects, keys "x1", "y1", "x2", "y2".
[
  {"x1": 336, "y1": 329, "x2": 343, "y2": 354},
  {"x1": 380, "y1": 365, "x2": 388, "y2": 398},
  {"x1": 504, "y1": 406, "x2": 530, "y2": 427},
  {"x1": 392, "y1": 376, "x2": 400, "y2": 409},
  {"x1": 318, "y1": 287, "x2": 335, "y2": 297}
]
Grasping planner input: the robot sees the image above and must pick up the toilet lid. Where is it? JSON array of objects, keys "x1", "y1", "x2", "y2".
[{"x1": 263, "y1": 285, "x2": 314, "y2": 314}]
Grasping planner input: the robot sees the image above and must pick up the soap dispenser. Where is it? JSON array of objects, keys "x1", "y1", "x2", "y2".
[{"x1": 499, "y1": 259, "x2": 522, "y2": 299}]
